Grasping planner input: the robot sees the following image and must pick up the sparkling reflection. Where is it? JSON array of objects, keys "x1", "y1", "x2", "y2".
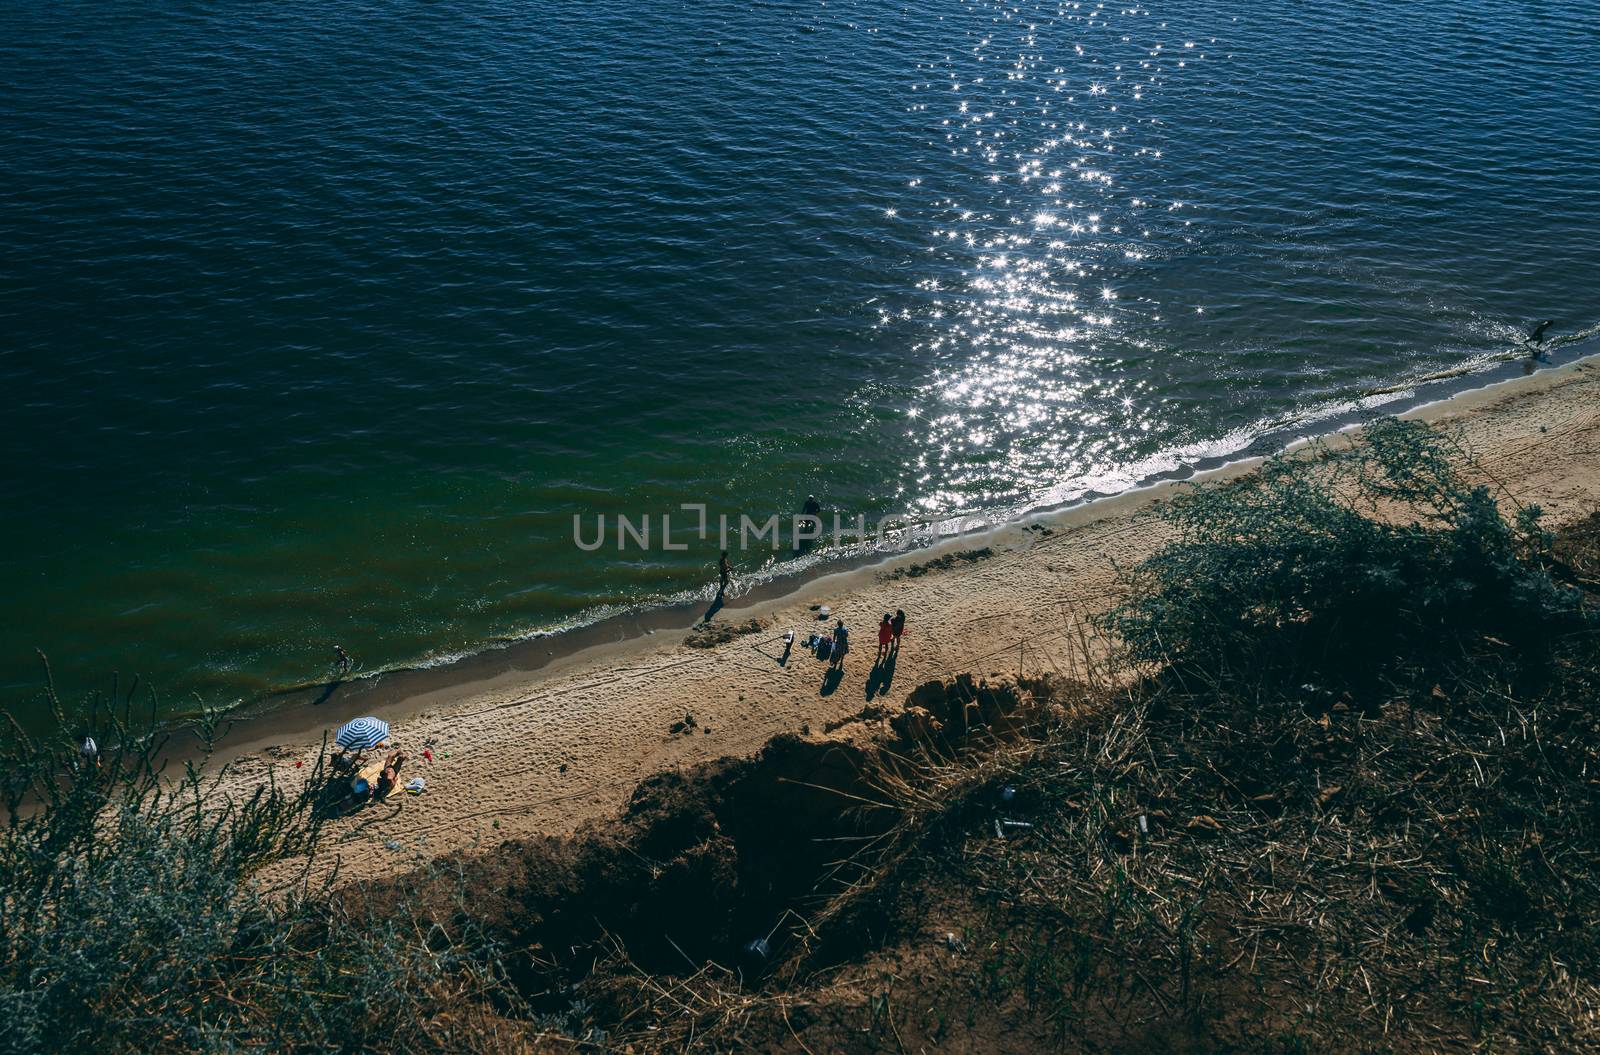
[{"x1": 890, "y1": 0, "x2": 1216, "y2": 514}]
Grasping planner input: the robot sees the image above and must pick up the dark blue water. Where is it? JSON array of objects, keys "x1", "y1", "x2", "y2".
[{"x1": 3, "y1": 0, "x2": 1598, "y2": 721}]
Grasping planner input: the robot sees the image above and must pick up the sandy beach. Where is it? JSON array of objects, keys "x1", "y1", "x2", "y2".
[{"x1": 226, "y1": 357, "x2": 1600, "y2": 885}]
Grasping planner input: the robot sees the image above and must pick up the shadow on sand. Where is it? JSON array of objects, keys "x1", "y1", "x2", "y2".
[
  {"x1": 312, "y1": 763, "x2": 409, "y2": 823},
  {"x1": 864, "y1": 653, "x2": 897, "y2": 700},
  {"x1": 748, "y1": 634, "x2": 795, "y2": 668}
]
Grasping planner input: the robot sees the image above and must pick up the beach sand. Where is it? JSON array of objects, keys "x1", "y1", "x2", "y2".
[{"x1": 226, "y1": 358, "x2": 1600, "y2": 885}]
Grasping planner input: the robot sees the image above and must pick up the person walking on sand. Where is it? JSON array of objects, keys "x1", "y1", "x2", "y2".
[
  {"x1": 890, "y1": 609, "x2": 906, "y2": 654},
  {"x1": 718, "y1": 551, "x2": 732, "y2": 597},
  {"x1": 876, "y1": 613, "x2": 893, "y2": 664},
  {"x1": 830, "y1": 619, "x2": 850, "y2": 669}
]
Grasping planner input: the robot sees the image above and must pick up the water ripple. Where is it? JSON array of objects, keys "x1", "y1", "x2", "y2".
[{"x1": 1, "y1": 0, "x2": 1597, "y2": 714}]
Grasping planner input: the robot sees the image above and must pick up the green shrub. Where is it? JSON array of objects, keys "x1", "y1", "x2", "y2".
[
  {"x1": 1099, "y1": 417, "x2": 1586, "y2": 685},
  {"x1": 0, "y1": 665, "x2": 516, "y2": 1054}
]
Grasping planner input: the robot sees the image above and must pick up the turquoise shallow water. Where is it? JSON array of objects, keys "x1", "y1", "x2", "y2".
[{"x1": 3, "y1": 1, "x2": 1599, "y2": 723}]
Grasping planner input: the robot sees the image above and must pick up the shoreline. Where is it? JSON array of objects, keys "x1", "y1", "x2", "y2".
[
  {"x1": 208, "y1": 351, "x2": 1600, "y2": 885},
  {"x1": 204, "y1": 341, "x2": 1598, "y2": 769}
]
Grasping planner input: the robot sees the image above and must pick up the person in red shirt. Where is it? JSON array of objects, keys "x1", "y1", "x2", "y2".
[{"x1": 876, "y1": 613, "x2": 893, "y2": 664}]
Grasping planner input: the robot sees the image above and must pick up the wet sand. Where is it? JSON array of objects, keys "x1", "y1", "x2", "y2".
[{"x1": 223, "y1": 356, "x2": 1600, "y2": 886}]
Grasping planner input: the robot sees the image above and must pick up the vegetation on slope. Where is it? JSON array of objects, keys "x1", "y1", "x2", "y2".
[
  {"x1": 3, "y1": 418, "x2": 1598, "y2": 1053},
  {"x1": 0, "y1": 687, "x2": 515, "y2": 1054}
]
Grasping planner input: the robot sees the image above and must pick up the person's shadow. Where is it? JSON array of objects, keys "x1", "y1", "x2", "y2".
[
  {"x1": 312, "y1": 677, "x2": 343, "y2": 706},
  {"x1": 701, "y1": 592, "x2": 726, "y2": 624},
  {"x1": 820, "y1": 665, "x2": 844, "y2": 696},
  {"x1": 864, "y1": 653, "x2": 897, "y2": 700},
  {"x1": 313, "y1": 773, "x2": 364, "y2": 819},
  {"x1": 752, "y1": 635, "x2": 795, "y2": 667}
]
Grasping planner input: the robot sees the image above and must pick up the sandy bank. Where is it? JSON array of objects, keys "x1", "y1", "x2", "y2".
[{"x1": 223, "y1": 358, "x2": 1600, "y2": 885}]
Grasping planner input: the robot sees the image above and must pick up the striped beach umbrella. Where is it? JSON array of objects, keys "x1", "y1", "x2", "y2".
[{"x1": 334, "y1": 716, "x2": 390, "y2": 751}]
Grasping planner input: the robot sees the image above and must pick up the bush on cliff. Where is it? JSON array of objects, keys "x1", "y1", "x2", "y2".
[{"x1": 1099, "y1": 417, "x2": 1587, "y2": 686}]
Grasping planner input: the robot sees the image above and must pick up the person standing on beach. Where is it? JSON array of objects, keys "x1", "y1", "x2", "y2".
[
  {"x1": 830, "y1": 619, "x2": 850, "y2": 669},
  {"x1": 890, "y1": 609, "x2": 906, "y2": 654},
  {"x1": 718, "y1": 551, "x2": 732, "y2": 597},
  {"x1": 876, "y1": 613, "x2": 893, "y2": 664}
]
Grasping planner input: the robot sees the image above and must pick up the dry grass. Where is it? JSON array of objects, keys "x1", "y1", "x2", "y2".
[
  {"x1": 512, "y1": 515, "x2": 1600, "y2": 1053},
  {"x1": 684, "y1": 617, "x2": 771, "y2": 649},
  {"x1": 879, "y1": 547, "x2": 995, "y2": 582},
  {"x1": 16, "y1": 442, "x2": 1599, "y2": 1053}
]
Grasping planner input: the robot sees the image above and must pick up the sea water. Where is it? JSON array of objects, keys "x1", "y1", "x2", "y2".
[{"x1": 3, "y1": 1, "x2": 1598, "y2": 722}]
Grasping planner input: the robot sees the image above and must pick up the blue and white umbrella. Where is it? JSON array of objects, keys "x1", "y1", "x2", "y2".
[{"x1": 334, "y1": 716, "x2": 390, "y2": 751}]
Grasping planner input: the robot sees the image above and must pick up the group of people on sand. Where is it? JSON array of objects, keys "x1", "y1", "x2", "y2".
[
  {"x1": 815, "y1": 608, "x2": 906, "y2": 671},
  {"x1": 330, "y1": 746, "x2": 408, "y2": 801}
]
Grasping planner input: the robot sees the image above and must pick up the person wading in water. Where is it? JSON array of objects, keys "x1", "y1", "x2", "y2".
[{"x1": 796, "y1": 494, "x2": 822, "y2": 554}]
